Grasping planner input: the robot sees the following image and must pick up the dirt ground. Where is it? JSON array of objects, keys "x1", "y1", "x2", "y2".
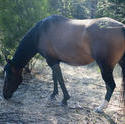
[{"x1": 0, "y1": 62, "x2": 125, "y2": 124}]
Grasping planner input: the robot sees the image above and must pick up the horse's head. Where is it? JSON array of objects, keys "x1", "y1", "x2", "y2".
[{"x1": 3, "y1": 60, "x2": 23, "y2": 99}]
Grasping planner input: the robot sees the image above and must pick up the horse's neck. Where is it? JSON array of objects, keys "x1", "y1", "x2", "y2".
[{"x1": 11, "y1": 26, "x2": 39, "y2": 69}]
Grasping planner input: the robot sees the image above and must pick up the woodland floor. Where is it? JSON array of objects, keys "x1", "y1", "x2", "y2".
[{"x1": 0, "y1": 62, "x2": 125, "y2": 124}]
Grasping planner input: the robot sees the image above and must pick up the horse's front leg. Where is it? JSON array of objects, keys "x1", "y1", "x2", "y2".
[
  {"x1": 50, "y1": 65, "x2": 58, "y2": 100},
  {"x1": 52, "y1": 64, "x2": 70, "y2": 105}
]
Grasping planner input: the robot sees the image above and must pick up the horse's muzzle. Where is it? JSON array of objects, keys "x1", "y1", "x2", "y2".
[
  {"x1": 3, "y1": 82, "x2": 13, "y2": 100},
  {"x1": 3, "y1": 91, "x2": 12, "y2": 100},
  {"x1": 3, "y1": 90, "x2": 13, "y2": 100}
]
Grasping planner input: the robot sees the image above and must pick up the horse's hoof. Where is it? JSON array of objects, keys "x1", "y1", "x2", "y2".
[
  {"x1": 3, "y1": 92, "x2": 12, "y2": 100},
  {"x1": 50, "y1": 94, "x2": 57, "y2": 101},
  {"x1": 61, "y1": 102, "x2": 67, "y2": 107},
  {"x1": 94, "y1": 107, "x2": 104, "y2": 113},
  {"x1": 61, "y1": 100, "x2": 68, "y2": 107},
  {"x1": 50, "y1": 97, "x2": 56, "y2": 101}
]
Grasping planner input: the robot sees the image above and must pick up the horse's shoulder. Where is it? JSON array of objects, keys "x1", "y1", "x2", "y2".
[{"x1": 40, "y1": 15, "x2": 68, "y2": 31}]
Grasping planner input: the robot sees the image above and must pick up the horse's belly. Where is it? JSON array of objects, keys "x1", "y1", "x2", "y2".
[
  {"x1": 67, "y1": 58, "x2": 94, "y2": 66},
  {"x1": 59, "y1": 53, "x2": 94, "y2": 66}
]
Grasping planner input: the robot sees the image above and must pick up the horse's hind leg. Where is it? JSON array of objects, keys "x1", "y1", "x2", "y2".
[
  {"x1": 46, "y1": 58, "x2": 70, "y2": 105},
  {"x1": 95, "y1": 61, "x2": 116, "y2": 112},
  {"x1": 119, "y1": 55, "x2": 125, "y2": 106}
]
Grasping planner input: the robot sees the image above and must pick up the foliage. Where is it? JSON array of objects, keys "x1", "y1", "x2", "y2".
[
  {"x1": 0, "y1": 0, "x2": 50, "y2": 65},
  {"x1": 0, "y1": 0, "x2": 125, "y2": 69},
  {"x1": 49, "y1": 0, "x2": 98, "y2": 19},
  {"x1": 96, "y1": 0, "x2": 125, "y2": 22}
]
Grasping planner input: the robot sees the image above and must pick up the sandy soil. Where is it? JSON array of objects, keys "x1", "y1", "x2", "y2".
[{"x1": 0, "y1": 62, "x2": 125, "y2": 124}]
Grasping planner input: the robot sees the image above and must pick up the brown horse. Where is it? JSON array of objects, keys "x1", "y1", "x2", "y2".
[{"x1": 3, "y1": 15, "x2": 125, "y2": 113}]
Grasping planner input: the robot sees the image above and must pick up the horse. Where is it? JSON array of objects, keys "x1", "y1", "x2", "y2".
[{"x1": 3, "y1": 15, "x2": 125, "y2": 113}]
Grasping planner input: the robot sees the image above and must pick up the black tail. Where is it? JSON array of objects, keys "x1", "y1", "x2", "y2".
[
  {"x1": 121, "y1": 69, "x2": 125, "y2": 114},
  {"x1": 119, "y1": 57, "x2": 125, "y2": 112},
  {"x1": 120, "y1": 26, "x2": 125, "y2": 109},
  {"x1": 121, "y1": 72, "x2": 125, "y2": 106},
  {"x1": 122, "y1": 26, "x2": 125, "y2": 36}
]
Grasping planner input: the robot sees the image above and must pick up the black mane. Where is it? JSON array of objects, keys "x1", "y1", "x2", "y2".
[{"x1": 11, "y1": 22, "x2": 41, "y2": 69}]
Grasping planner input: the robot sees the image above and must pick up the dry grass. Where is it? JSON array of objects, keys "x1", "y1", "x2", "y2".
[{"x1": 0, "y1": 62, "x2": 125, "y2": 123}]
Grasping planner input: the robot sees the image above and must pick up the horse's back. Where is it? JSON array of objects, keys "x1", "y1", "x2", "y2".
[
  {"x1": 38, "y1": 15, "x2": 125, "y2": 66},
  {"x1": 38, "y1": 15, "x2": 94, "y2": 65}
]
